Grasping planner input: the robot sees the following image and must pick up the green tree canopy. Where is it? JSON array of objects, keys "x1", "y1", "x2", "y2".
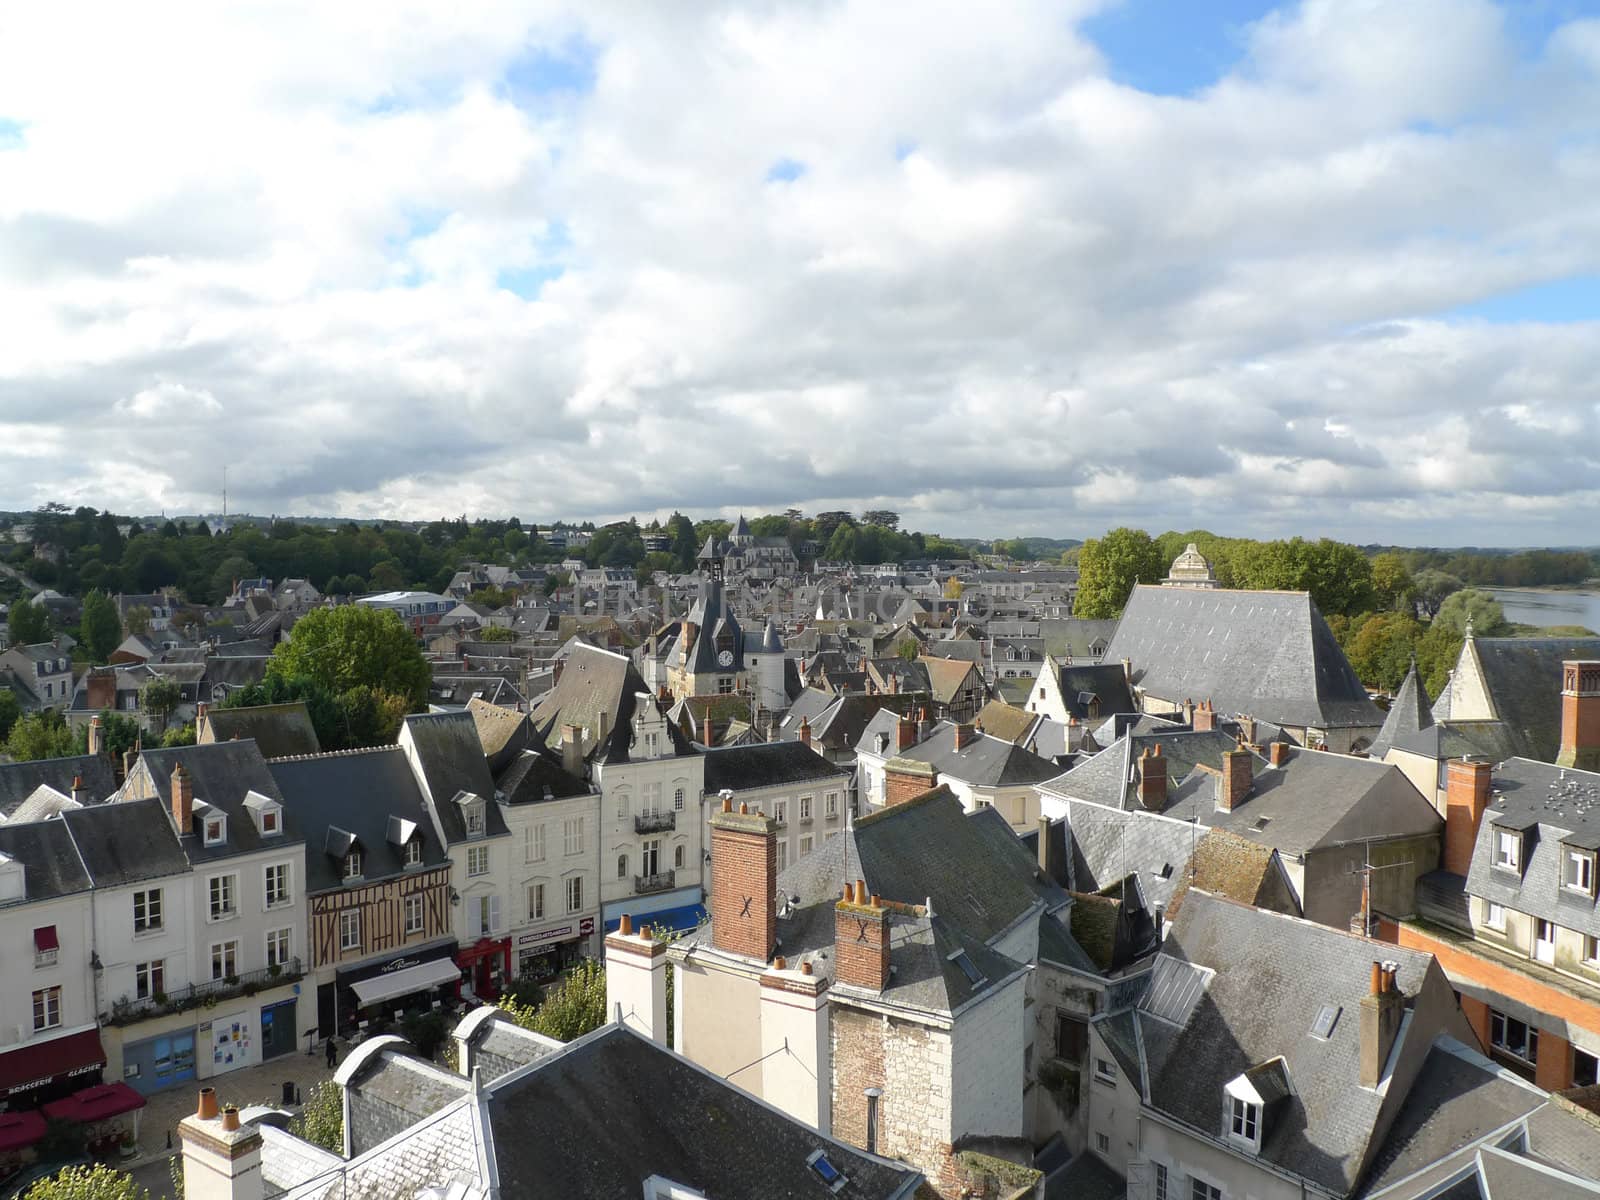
[
  {"x1": 79, "y1": 590, "x2": 121, "y2": 662},
  {"x1": 1433, "y1": 589, "x2": 1510, "y2": 638},
  {"x1": 1370, "y1": 552, "x2": 1416, "y2": 612},
  {"x1": 290, "y1": 1079, "x2": 344, "y2": 1155},
  {"x1": 5, "y1": 711, "x2": 77, "y2": 761},
  {"x1": 268, "y1": 605, "x2": 430, "y2": 711},
  {"x1": 0, "y1": 692, "x2": 21, "y2": 742},
  {"x1": 7, "y1": 597, "x2": 50, "y2": 645},
  {"x1": 1074, "y1": 528, "x2": 1164, "y2": 618},
  {"x1": 497, "y1": 959, "x2": 607, "y2": 1042},
  {"x1": 24, "y1": 1163, "x2": 149, "y2": 1200},
  {"x1": 140, "y1": 677, "x2": 183, "y2": 731}
]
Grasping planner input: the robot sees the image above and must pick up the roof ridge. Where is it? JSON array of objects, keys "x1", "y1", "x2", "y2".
[{"x1": 269, "y1": 744, "x2": 401, "y2": 764}]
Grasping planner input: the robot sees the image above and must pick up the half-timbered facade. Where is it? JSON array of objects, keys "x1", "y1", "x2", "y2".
[{"x1": 308, "y1": 866, "x2": 452, "y2": 968}]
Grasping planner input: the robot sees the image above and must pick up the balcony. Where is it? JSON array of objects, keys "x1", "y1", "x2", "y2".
[
  {"x1": 103, "y1": 958, "x2": 305, "y2": 1027},
  {"x1": 635, "y1": 811, "x2": 677, "y2": 834},
  {"x1": 634, "y1": 871, "x2": 676, "y2": 896}
]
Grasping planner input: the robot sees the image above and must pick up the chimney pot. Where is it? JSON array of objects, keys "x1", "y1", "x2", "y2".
[
  {"x1": 774, "y1": 955, "x2": 787, "y2": 971},
  {"x1": 1269, "y1": 740, "x2": 1289, "y2": 767},
  {"x1": 221, "y1": 1105, "x2": 240, "y2": 1132},
  {"x1": 619, "y1": 914, "x2": 633, "y2": 936},
  {"x1": 801, "y1": 960, "x2": 813, "y2": 976},
  {"x1": 739, "y1": 801, "x2": 749, "y2": 814},
  {"x1": 723, "y1": 796, "x2": 733, "y2": 813},
  {"x1": 198, "y1": 1087, "x2": 219, "y2": 1120},
  {"x1": 1370, "y1": 961, "x2": 1383, "y2": 995}
]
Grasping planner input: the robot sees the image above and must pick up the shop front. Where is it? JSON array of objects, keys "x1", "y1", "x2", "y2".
[
  {"x1": 514, "y1": 917, "x2": 594, "y2": 982},
  {"x1": 0, "y1": 1026, "x2": 106, "y2": 1113},
  {"x1": 323, "y1": 938, "x2": 459, "y2": 1037},
  {"x1": 601, "y1": 886, "x2": 706, "y2": 938},
  {"x1": 457, "y1": 938, "x2": 513, "y2": 1002}
]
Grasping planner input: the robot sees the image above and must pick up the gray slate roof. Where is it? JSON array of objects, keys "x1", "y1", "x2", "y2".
[
  {"x1": 202, "y1": 702, "x2": 321, "y2": 759},
  {"x1": 702, "y1": 741, "x2": 848, "y2": 793},
  {"x1": 0, "y1": 818, "x2": 91, "y2": 901},
  {"x1": 1056, "y1": 663, "x2": 1136, "y2": 719},
  {"x1": 61, "y1": 798, "x2": 192, "y2": 887},
  {"x1": 1368, "y1": 660, "x2": 1433, "y2": 761},
  {"x1": 133, "y1": 740, "x2": 303, "y2": 863},
  {"x1": 1439, "y1": 637, "x2": 1600, "y2": 762},
  {"x1": 892, "y1": 720, "x2": 1060, "y2": 788},
  {"x1": 401, "y1": 711, "x2": 507, "y2": 843},
  {"x1": 1105, "y1": 586, "x2": 1382, "y2": 731},
  {"x1": 0, "y1": 755, "x2": 119, "y2": 818},
  {"x1": 530, "y1": 644, "x2": 695, "y2": 763}
]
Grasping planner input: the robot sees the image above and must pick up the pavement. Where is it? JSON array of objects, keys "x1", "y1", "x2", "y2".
[{"x1": 121, "y1": 1047, "x2": 340, "y2": 1197}]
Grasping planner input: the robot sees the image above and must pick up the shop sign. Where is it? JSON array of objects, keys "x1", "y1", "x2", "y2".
[
  {"x1": 579, "y1": 917, "x2": 595, "y2": 936},
  {"x1": 519, "y1": 925, "x2": 573, "y2": 946}
]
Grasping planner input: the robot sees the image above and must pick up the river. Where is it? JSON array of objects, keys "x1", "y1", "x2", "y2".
[{"x1": 1485, "y1": 587, "x2": 1600, "y2": 633}]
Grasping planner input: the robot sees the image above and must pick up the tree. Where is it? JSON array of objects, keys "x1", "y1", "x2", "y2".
[
  {"x1": 79, "y1": 590, "x2": 121, "y2": 662},
  {"x1": 1074, "y1": 528, "x2": 1163, "y2": 618},
  {"x1": 1412, "y1": 569, "x2": 1463, "y2": 618},
  {"x1": 1347, "y1": 612, "x2": 1424, "y2": 691},
  {"x1": 477, "y1": 625, "x2": 518, "y2": 643},
  {"x1": 123, "y1": 605, "x2": 152, "y2": 636},
  {"x1": 1433, "y1": 589, "x2": 1510, "y2": 638},
  {"x1": 7, "y1": 597, "x2": 50, "y2": 645},
  {"x1": 1370, "y1": 552, "x2": 1416, "y2": 613},
  {"x1": 24, "y1": 1163, "x2": 149, "y2": 1200},
  {"x1": 498, "y1": 959, "x2": 607, "y2": 1042},
  {"x1": 894, "y1": 638, "x2": 920, "y2": 661},
  {"x1": 268, "y1": 605, "x2": 430, "y2": 711},
  {"x1": 860, "y1": 510, "x2": 900, "y2": 531},
  {"x1": 667, "y1": 512, "x2": 699, "y2": 572},
  {"x1": 5, "y1": 711, "x2": 77, "y2": 761},
  {"x1": 75, "y1": 709, "x2": 141, "y2": 761},
  {"x1": 336, "y1": 686, "x2": 410, "y2": 747},
  {"x1": 290, "y1": 1079, "x2": 344, "y2": 1154},
  {"x1": 0, "y1": 692, "x2": 19, "y2": 742},
  {"x1": 943, "y1": 576, "x2": 964, "y2": 600},
  {"x1": 824, "y1": 524, "x2": 859, "y2": 562},
  {"x1": 161, "y1": 724, "x2": 198, "y2": 747},
  {"x1": 140, "y1": 677, "x2": 183, "y2": 732}
]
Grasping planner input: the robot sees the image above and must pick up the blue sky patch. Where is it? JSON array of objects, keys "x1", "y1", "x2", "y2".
[
  {"x1": 1080, "y1": 0, "x2": 1280, "y2": 95},
  {"x1": 1444, "y1": 274, "x2": 1600, "y2": 324},
  {"x1": 0, "y1": 118, "x2": 24, "y2": 148},
  {"x1": 894, "y1": 138, "x2": 917, "y2": 161},
  {"x1": 503, "y1": 36, "x2": 599, "y2": 104},
  {"x1": 766, "y1": 158, "x2": 806, "y2": 183}
]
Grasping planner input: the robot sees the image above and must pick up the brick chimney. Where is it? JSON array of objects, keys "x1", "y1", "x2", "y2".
[
  {"x1": 87, "y1": 715, "x2": 103, "y2": 758},
  {"x1": 953, "y1": 722, "x2": 977, "y2": 751},
  {"x1": 171, "y1": 763, "x2": 194, "y2": 835},
  {"x1": 834, "y1": 880, "x2": 890, "y2": 992},
  {"x1": 710, "y1": 798, "x2": 779, "y2": 962},
  {"x1": 1359, "y1": 961, "x2": 1406, "y2": 1088},
  {"x1": 1218, "y1": 749, "x2": 1252, "y2": 811},
  {"x1": 1137, "y1": 744, "x2": 1167, "y2": 811},
  {"x1": 1193, "y1": 700, "x2": 1217, "y2": 733},
  {"x1": 1558, "y1": 660, "x2": 1600, "y2": 771},
  {"x1": 1269, "y1": 740, "x2": 1290, "y2": 768},
  {"x1": 180, "y1": 1088, "x2": 263, "y2": 1200},
  {"x1": 798, "y1": 717, "x2": 812, "y2": 749},
  {"x1": 71, "y1": 775, "x2": 86, "y2": 805},
  {"x1": 895, "y1": 716, "x2": 917, "y2": 752},
  {"x1": 702, "y1": 713, "x2": 715, "y2": 747},
  {"x1": 883, "y1": 758, "x2": 938, "y2": 806},
  {"x1": 1444, "y1": 758, "x2": 1493, "y2": 876}
]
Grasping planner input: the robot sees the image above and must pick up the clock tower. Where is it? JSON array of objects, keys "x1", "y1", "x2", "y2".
[{"x1": 665, "y1": 561, "x2": 748, "y2": 701}]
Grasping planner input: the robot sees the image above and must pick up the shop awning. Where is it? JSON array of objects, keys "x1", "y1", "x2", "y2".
[
  {"x1": 0, "y1": 1110, "x2": 46, "y2": 1152},
  {"x1": 32, "y1": 926, "x2": 57, "y2": 953},
  {"x1": 603, "y1": 903, "x2": 706, "y2": 935},
  {"x1": 43, "y1": 1082, "x2": 146, "y2": 1124},
  {"x1": 0, "y1": 1028, "x2": 105, "y2": 1097},
  {"x1": 349, "y1": 957, "x2": 460, "y2": 1008}
]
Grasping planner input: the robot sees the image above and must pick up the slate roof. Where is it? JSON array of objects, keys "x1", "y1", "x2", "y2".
[
  {"x1": 1105, "y1": 585, "x2": 1382, "y2": 730},
  {"x1": 1368, "y1": 660, "x2": 1433, "y2": 762},
  {"x1": 200, "y1": 702, "x2": 322, "y2": 759},
  {"x1": 530, "y1": 644, "x2": 695, "y2": 764},
  {"x1": 495, "y1": 749, "x2": 590, "y2": 804},
  {"x1": 1391, "y1": 719, "x2": 1525, "y2": 764},
  {"x1": 1038, "y1": 618, "x2": 1120, "y2": 662},
  {"x1": 61, "y1": 799, "x2": 192, "y2": 887},
  {"x1": 466, "y1": 696, "x2": 533, "y2": 773},
  {"x1": 1464, "y1": 757, "x2": 1600, "y2": 938},
  {"x1": 0, "y1": 819, "x2": 91, "y2": 901},
  {"x1": 1138, "y1": 892, "x2": 1450, "y2": 1194},
  {"x1": 1440, "y1": 637, "x2": 1600, "y2": 762},
  {"x1": 269, "y1": 747, "x2": 451, "y2": 891},
  {"x1": 1056, "y1": 663, "x2": 1137, "y2": 720},
  {"x1": 133, "y1": 740, "x2": 303, "y2": 863},
  {"x1": 342, "y1": 1043, "x2": 470, "y2": 1156},
  {"x1": 918, "y1": 654, "x2": 981, "y2": 703},
  {"x1": 893, "y1": 720, "x2": 1060, "y2": 788},
  {"x1": 975, "y1": 700, "x2": 1037, "y2": 744},
  {"x1": 401, "y1": 711, "x2": 507, "y2": 843},
  {"x1": 1165, "y1": 828, "x2": 1294, "y2": 921},
  {"x1": 701, "y1": 741, "x2": 848, "y2": 794},
  {"x1": 0, "y1": 755, "x2": 118, "y2": 819}
]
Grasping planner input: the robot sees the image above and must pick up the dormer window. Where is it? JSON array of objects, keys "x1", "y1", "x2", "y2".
[
  {"x1": 1224, "y1": 1059, "x2": 1288, "y2": 1153},
  {"x1": 344, "y1": 848, "x2": 363, "y2": 880},
  {"x1": 1494, "y1": 829, "x2": 1522, "y2": 871},
  {"x1": 203, "y1": 815, "x2": 226, "y2": 847},
  {"x1": 405, "y1": 836, "x2": 423, "y2": 866},
  {"x1": 261, "y1": 809, "x2": 278, "y2": 835},
  {"x1": 1565, "y1": 846, "x2": 1597, "y2": 896},
  {"x1": 245, "y1": 791, "x2": 283, "y2": 837},
  {"x1": 466, "y1": 808, "x2": 484, "y2": 835},
  {"x1": 1229, "y1": 1095, "x2": 1260, "y2": 1144}
]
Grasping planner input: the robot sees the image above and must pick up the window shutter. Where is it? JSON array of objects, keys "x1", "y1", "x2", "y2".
[{"x1": 489, "y1": 894, "x2": 501, "y2": 933}]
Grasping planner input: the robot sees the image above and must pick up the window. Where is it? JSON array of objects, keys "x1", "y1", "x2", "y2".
[
  {"x1": 405, "y1": 836, "x2": 424, "y2": 866},
  {"x1": 1190, "y1": 1182, "x2": 1222, "y2": 1200},
  {"x1": 134, "y1": 888, "x2": 162, "y2": 934},
  {"x1": 674, "y1": 844, "x2": 685, "y2": 870},
  {"x1": 774, "y1": 800, "x2": 788, "y2": 826},
  {"x1": 404, "y1": 894, "x2": 424, "y2": 935},
  {"x1": 471, "y1": 894, "x2": 499, "y2": 937},
  {"x1": 1495, "y1": 829, "x2": 1522, "y2": 870},
  {"x1": 799, "y1": 834, "x2": 813, "y2": 855},
  {"x1": 825, "y1": 792, "x2": 839, "y2": 818},
  {"x1": 1578, "y1": 1048, "x2": 1600, "y2": 1088},
  {"x1": 266, "y1": 928, "x2": 291, "y2": 968},
  {"x1": 563, "y1": 817, "x2": 584, "y2": 856},
  {"x1": 1536, "y1": 918, "x2": 1557, "y2": 964},
  {"x1": 799, "y1": 795, "x2": 813, "y2": 823},
  {"x1": 1154, "y1": 1164, "x2": 1169, "y2": 1200},
  {"x1": 32, "y1": 987, "x2": 60, "y2": 1031},
  {"x1": 465, "y1": 805, "x2": 485, "y2": 835},
  {"x1": 717, "y1": 677, "x2": 733, "y2": 695},
  {"x1": 343, "y1": 849, "x2": 363, "y2": 880},
  {"x1": 641, "y1": 839, "x2": 660, "y2": 877},
  {"x1": 1490, "y1": 1008, "x2": 1539, "y2": 1063},
  {"x1": 1055, "y1": 1014, "x2": 1087, "y2": 1060},
  {"x1": 566, "y1": 875, "x2": 583, "y2": 914},
  {"x1": 1094, "y1": 1058, "x2": 1117, "y2": 1083},
  {"x1": 1230, "y1": 1095, "x2": 1260, "y2": 1143},
  {"x1": 617, "y1": 854, "x2": 628, "y2": 880},
  {"x1": 1566, "y1": 849, "x2": 1596, "y2": 894},
  {"x1": 529, "y1": 882, "x2": 545, "y2": 922},
  {"x1": 135, "y1": 960, "x2": 164, "y2": 1000},
  {"x1": 525, "y1": 824, "x2": 545, "y2": 864},
  {"x1": 615, "y1": 791, "x2": 630, "y2": 820},
  {"x1": 203, "y1": 815, "x2": 226, "y2": 846},
  {"x1": 1095, "y1": 1132, "x2": 1109, "y2": 1154},
  {"x1": 265, "y1": 863, "x2": 290, "y2": 908},
  {"x1": 467, "y1": 845, "x2": 490, "y2": 877},
  {"x1": 673, "y1": 788, "x2": 686, "y2": 811},
  {"x1": 260, "y1": 808, "x2": 279, "y2": 835},
  {"x1": 1586, "y1": 935, "x2": 1599, "y2": 964},
  {"x1": 210, "y1": 941, "x2": 238, "y2": 981},
  {"x1": 1486, "y1": 901, "x2": 1506, "y2": 930},
  {"x1": 339, "y1": 910, "x2": 361, "y2": 952},
  {"x1": 643, "y1": 782, "x2": 661, "y2": 815},
  {"x1": 208, "y1": 874, "x2": 237, "y2": 920},
  {"x1": 777, "y1": 841, "x2": 788, "y2": 871}
]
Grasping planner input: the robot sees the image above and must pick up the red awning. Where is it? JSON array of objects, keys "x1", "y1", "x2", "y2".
[
  {"x1": 0, "y1": 1029, "x2": 105, "y2": 1097},
  {"x1": 0, "y1": 1110, "x2": 46, "y2": 1152},
  {"x1": 32, "y1": 927, "x2": 57, "y2": 953},
  {"x1": 43, "y1": 1082, "x2": 146, "y2": 1124}
]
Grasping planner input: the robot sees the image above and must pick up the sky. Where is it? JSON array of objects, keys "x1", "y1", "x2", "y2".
[{"x1": 2, "y1": 1, "x2": 1599, "y2": 546}]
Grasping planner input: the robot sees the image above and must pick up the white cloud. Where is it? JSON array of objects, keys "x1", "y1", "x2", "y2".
[{"x1": 0, "y1": 0, "x2": 1597, "y2": 543}]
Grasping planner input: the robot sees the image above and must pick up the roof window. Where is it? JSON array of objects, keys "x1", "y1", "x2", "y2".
[{"x1": 805, "y1": 1150, "x2": 849, "y2": 1193}]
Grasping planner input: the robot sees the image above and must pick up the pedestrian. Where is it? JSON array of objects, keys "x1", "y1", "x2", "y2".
[{"x1": 325, "y1": 1035, "x2": 337, "y2": 1069}]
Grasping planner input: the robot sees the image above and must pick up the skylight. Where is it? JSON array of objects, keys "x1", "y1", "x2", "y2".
[
  {"x1": 805, "y1": 1149, "x2": 849, "y2": 1193},
  {"x1": 948, "y1": 949, "x2": 986, "y2": 986},
  {"x1": 1310, "y1": 1004, "x2": 1341, "y2": 1040}
]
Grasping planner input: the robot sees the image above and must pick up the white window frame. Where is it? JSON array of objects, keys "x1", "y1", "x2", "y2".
[
  {"x1": 404, "y1": 894, "x2": 424, "y2": 936},
  {"x1": 339, "y1": 909, "x2": 361, "y2": 952},
  {"x1": 210, "y1": 940, "x2": 238, "y2": 981},
  {"x1": 563, "y1": 817, "x2": 583, "y2": 856},
  {"x1": 135, "y1": 960, "x2": 164, "y2": 1001},
  {"x1": 529, "y1": 882, "x2": 545, "y2": 922},
  {"x1": 525, "y1": 823, "x2": 545, "y2": 864},
  {"x1": 1566, "y1": 849, "x2": 1596, "y2": 894},
  {"x1": 1229, "y1": 1094, "x2": 1260, "y2": 1145},
  {"x1": 1494, "y1": 829, "x2": 1522, "y2": 871},
  {"x1": 208, "y1": 873, "x2": 238, "y2": 921},
  {"x1": 344, "y1": 848, "x2": 363, "y2": 880},
  {"x1": 133, "y1": 887, "x2": 163, "y2": 934},
  {"x1": 1490, "y1": 1008, "x2": 1538, "y2": 1063},
  {"x1": 799, "y1": 795, "x2": 813, "y2": 823},
  {"x1": 673, "y1": 787, "x2": 686, "y2": 812},
  {"x1": 32, "y1": 986, "x2": 61, "y2": 1031},
  {"x1": 203, "y1": 815, "x2": 226, "y2": 847},
  {"x1": 264, "y1": 862, "x2": 291, "y2": 909},
  {"x1": 825, "y1": 792, "x2": 839, "y2": 818},
  {"x1": 258, "y1": 806, "x2": 280, "y2": 836},
  {"x1": 265, "y1": 928, "x2": 291, "y2": 968},
  {"x1": 565, "y1": 874, "x2": 583, "y2": 914},
  {"x1": 1485, "y1": 901, "x2": 1506, "y2": 930},
  {"x1": 405, "y1": 836, "x2": 424, "y2": 866},
  {"x1": 799, "y1": 834, "x2": 813, "y2": 856},
  {"x1": 1093, "y1": 1057, "x2": 1117, "y2": 1083},
  {"x1": 467, "y1": 845, "x2": 490, "y2": 877}
]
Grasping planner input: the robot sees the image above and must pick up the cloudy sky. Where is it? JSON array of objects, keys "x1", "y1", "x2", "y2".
[{"x1": 2, "y1": 1, "x2": 1598, "y2": 545}]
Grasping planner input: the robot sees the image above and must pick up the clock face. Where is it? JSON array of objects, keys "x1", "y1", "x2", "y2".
[{"x1": 718, "y1": 650, "x2": 734, "y2": 667}]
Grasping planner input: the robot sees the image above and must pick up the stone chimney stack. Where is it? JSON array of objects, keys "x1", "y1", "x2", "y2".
[
  {"x1": 1193, "y1": 700, "x2": 1217, "y2": 733},
  {"x1": 1558, "y1": 660, "x2": 1600, "y2": 771},
  {"x1": 604, "y1": 914, "x2": 668, "y2": 1043},
  {"x1": 1137, "y1": 744, "x2": 1167, "y2": 810},
  {"x1": 87, "y1": 715, "x2": 103, "y2": 758},
  {"x1": 1218, "y1": 749, "x2": 1253, "y2": 811},
  {"x1": 180, "y1": 1090, "x2": 263, "y2": 1200},
  {"x1": 834, "y1": 881, "x2": 891, "y2": 992},
  {"x1": 1269, "y1": 740, "x2": 1290, "y2": 768},
  {"x1": 798, "y1": 717, "x2": 812, "y2": 749},
  {"x1": 895, "y1": 715, "x2": 918, "y2": 752},
  {"x1": 561, "y1": 723, "x2": 584, "y2": 780},
  {"x1": 709, "y1": 798, "x2": 779, "y2": 962},
  {"x1": 1444, "y1": 758, "x2": 1493, "y2": 876},
  {"x1": 1359, "y1": 961, "x2": 1406, "y2": 1089},
  {"x1": 953, "y1": 722, "x2": 977, "y2": 751},
  {"x1": 171, "y1": 763, "x2": 194, "y2": 835},
  {"x1": 916, "y1": 706, "x2": 932, "y2": 742}
]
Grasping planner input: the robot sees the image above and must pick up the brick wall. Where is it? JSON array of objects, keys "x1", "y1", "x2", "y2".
[
  {"x1": 885, "y1": 760, "x2": 938, "y2": 806},
  {"x1": 834, "y1": 895, "x2": 890, "y2": 991},
  {"x1": 709, "y1": 810, "x2": 777, "y2": 961},
  {"x1": 1443, "y1": 759, "x2": 1491, "y2": 876}
]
